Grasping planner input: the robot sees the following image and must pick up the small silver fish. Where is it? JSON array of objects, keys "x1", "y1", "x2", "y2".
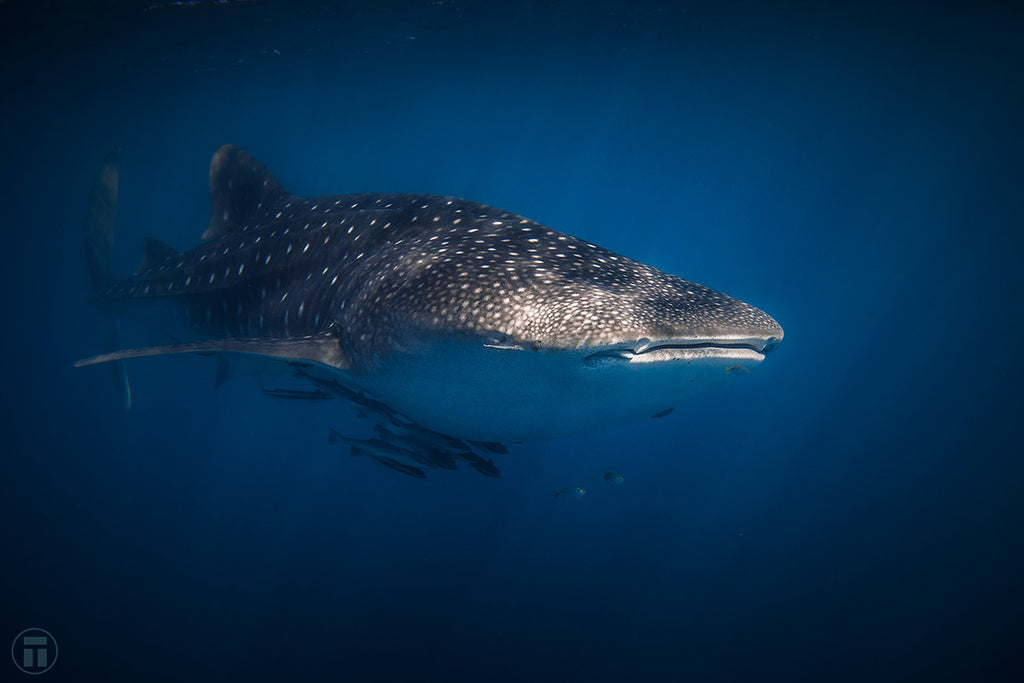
[
  {"x1": 555, "y1": 486, "x2": 586, "y2": 499},
  {"x1": 604, "y1": 472, "x2": 624, "y2": 486}
]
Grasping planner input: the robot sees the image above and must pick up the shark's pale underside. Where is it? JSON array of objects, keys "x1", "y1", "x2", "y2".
[{"x1": 77, "y1": 145, "x2": 783, "y2": 443}]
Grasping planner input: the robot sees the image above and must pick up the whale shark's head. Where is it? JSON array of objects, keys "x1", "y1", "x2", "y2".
[
  {"x1": 475, "y1": 246, "x2": 782, "y2": 360},
  {"x1": 343, "y1": 210, "x2": 783, "y2": 441}
]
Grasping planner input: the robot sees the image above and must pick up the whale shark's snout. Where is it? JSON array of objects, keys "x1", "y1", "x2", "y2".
[
  {"x1": 622, "y1": 288, "x2": 784, "y2": 361},
  {"x1": 608, "y1": 281, "x2": 784, "y2": 355},
  {"x1": 570, "y1": 282, "x2": 783, "y2": 374}
]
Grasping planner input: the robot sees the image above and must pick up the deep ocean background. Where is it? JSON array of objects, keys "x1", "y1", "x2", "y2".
[{"x1": 2, "y1": 1, "x2": 1022, "y2": 681}]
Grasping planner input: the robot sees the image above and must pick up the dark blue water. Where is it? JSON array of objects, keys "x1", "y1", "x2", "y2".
[{"x1": 3, "y1": 1, "x2": 1022, "y2": 681}]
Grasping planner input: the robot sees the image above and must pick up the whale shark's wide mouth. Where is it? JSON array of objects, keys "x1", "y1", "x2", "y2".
[{"x1": 581, "y1": 335, "x2": 781, "y2": 366}]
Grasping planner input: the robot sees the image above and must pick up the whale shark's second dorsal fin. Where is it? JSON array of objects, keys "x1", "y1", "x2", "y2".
[{"x1": 202, "y1": 145, "x2": 293, "y2": 241}]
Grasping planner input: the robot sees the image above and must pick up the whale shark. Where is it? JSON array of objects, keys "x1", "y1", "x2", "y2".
[{"x1": 77, "y1": 145, "x2": 783, "y2": 443}]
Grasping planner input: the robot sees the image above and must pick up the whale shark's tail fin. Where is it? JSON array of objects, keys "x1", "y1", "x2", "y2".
[{"x1": 84, "y1": 147, "x2": 131, "y2": 411}]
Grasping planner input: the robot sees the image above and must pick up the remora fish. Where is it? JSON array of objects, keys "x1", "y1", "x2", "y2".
[
  {"x1": 374, "y1": 418, "x2": 472, "y2": 453},
  {"x1": 353, "y1": 451, "x2": 427, "y2": 480},
  {"x1": 453, "y1": 449, "x2": 502, "y2": 478},
  {"x1": 327, "y1": 429, "x2": 426, "y2": 479},
  {"x1": 468, "y1": 457, "x2": 502, "y2": 479},
  {"x1": 374, "y1": 425, "x2": 460, "y2": 470},
  {"x1": 77, "y1": 145, "x2": 783, "y2": 442}
]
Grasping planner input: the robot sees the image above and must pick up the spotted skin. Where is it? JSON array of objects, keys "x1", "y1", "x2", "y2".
[{"x1": 97, "y1": 147, "x2": 780, "y2": 372}]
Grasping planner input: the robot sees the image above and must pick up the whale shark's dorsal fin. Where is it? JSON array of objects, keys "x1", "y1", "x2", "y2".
[{"x1": 203, "y1": 145, "x2": 293, "y2": 241}]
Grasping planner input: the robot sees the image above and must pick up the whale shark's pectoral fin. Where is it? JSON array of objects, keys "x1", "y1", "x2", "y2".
[{"x1": 74, "y1": 331, "x2": 349, "y2": 372}]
